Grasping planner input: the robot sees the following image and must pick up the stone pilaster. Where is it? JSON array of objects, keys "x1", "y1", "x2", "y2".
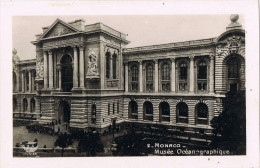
[
  {"x1": 124, "y1": 62, "x2": 128, "y2": 92},
  {"x1": 209, "y1": 55, "x2": 215, "y2": 93},
  {"x1": 79, "y1": 46, "x2": 85, "y2": 88},
  {"x1": 189, "y1": 56, "x2": 194, "y2": 93},
  {"x1": 154, "y1": 59, "x2": 158, "y2": 92},
  {"x1": 171, "y1": 58, "x2": 176, "y2": 92},
  {"x1": 73, "y1": 47, "x2": 79, "y2": 88},
  {"x1": 43, "y1": 51, "x2": 48, "y2": 89},
  {"x1": 48, "y1": 51, "x2": 53, "y2": 89},
  {"x1": 138, "y1": 60, "x2": 143, "y2": 92}
]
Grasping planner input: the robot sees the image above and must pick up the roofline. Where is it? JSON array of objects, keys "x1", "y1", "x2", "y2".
[{"x1": 123, "y1": 37, "x2": 216, "y2": 53}]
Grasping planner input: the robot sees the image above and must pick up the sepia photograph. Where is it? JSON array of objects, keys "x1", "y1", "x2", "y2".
[
  {"x1": 12, "y1": 14, "x2": 246, "y2": 157},
  {"x1": 0, "y1": 1, "x2": 259, "y2": 168}
]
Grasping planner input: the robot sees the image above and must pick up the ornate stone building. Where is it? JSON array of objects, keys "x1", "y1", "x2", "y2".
[{"x1": 13, "y1": 15, "x2": 245, "y2": 133}]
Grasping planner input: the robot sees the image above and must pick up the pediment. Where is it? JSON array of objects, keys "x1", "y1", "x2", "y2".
[{"x1": 41, "y1": 19, "x2": 79, "y2": 39}]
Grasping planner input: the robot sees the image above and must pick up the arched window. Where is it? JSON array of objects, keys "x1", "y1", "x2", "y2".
[
  {"x1": 128, "y1": 101, "x2": 138, "y2": 119},
  {"x1": 143, "y1": 101, "x2": 153, "y2": 121},
  {"x1": 26, "y1": 71, "x2": 29, "y2": 92},
  {"x1": 161, "y1": 63, "x2": 170, "y2": 91},
  {"x1": 30, "y1": 98, "x2": 35, "y2": 112},
  {"x1": 61, "y1": 55, "x2": 73, "y2": 92},
  {"x1": 13, "y1": 98, "x2": 17, "y2": 112},
  {"x1": 130, "y1": 65, "x2": 138, "y2": 91},
  {"x1": 159, "y1": 102, "x2": 170, "y2": 122},
  {"x1": 196, "y1": 103, "x2": 208, "y2": 125},
  {"x1": 106, "y1": 51, "x2": 111, "y2": 79},
  {"x1": 178, "y1": 62, "x2": 188, "y2": 91},
  {"x1": 23, "y1": 98, "x2": 28, "y2": 112},
  {"x1": 228, "y1": 58, "x2": 240, "y2": 79},
  {"x1": 146, "y1": 64, "x2": 154, "y2": 91},
  {"x1": 33, "y1": 70, "x2": 37, "y2": 91},
  {"x1": 197, "y1": 60, "x2": 207, "y2": 91},
  {"x1": 91, "y1": 104, "x2": 96, "y2": 123},
  {"x1": 176, "y1": 102, "x2": 188, "y2": 123},
  {"x1": 113, "y1": 53, "x2": 117, "y2": 79}
]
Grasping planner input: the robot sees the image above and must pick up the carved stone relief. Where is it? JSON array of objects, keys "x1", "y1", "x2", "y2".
[
  {"x1": 45, "y1": 23, "x2": 74, "y2": 38},
  {"x1": 216, "y1": 35, "x2": 245, "y2": 58},
  {"x1": 36, "y1": 58, "x2": 44, "y2": 79},
  {"x1": 86, "y1": 48, "x2": 99, "y2": 79}
]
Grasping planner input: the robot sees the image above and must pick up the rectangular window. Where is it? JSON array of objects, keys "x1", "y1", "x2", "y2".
[
  {"x1": 180, "y1": 67, "x2": 187, "y2": 80},
  {"x1": 108, "y1": 104, "x2": 110, "y2": 115},
  {"x1": 198, "y1": 66, "x2": 207, "y2": 79}
]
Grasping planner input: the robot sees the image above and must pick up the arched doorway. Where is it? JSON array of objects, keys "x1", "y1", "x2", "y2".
[
  {"x1": 128, "y1": 100, "x2": 138, "y2": 119},
  {"x1": 159, "y1": 102, "x2": 170, "y2": 122},
  {"x1": 143, "y1": 101, "x2": 153, "y2": 121},
  {"x1": 176, "y1": 102, "x2": 188, "y2": 123},
  {"x1": 57, "y1": 101, "x2": 71, "y2": 125},
  {"x1": 195, "y1": 103, "x2": 208, "y2": 125},
  {"x1": 61, "y1": 55, "x2": 73, "y2": 92}
]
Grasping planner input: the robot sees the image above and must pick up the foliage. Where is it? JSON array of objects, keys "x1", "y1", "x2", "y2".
[
  {"x1": 77, "y1": 131, "x2": 104, "y2": 156},
  {"x1": 112, "y1": 125, "x2": 145, "y2": 156},
  {"x1": 210, "y1": 91, "x2": 246, "y2": 154}
]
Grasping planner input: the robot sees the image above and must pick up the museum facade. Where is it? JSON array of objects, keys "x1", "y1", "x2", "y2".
[{"x1": 13, "y1": 15, "x2": 245, "y2": 133}]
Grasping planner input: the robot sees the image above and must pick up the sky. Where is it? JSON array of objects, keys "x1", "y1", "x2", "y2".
[{"x1": 12, "y1": 15, "x2": 244, "y2": 60}]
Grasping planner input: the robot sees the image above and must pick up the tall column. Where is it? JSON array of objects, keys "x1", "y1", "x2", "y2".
[
  {"x1": 48, "y1": 51, "x2": 53, "y2": 89},
  {"x1": 154, "y1": 59, "x2": 158, "y2": 92},
  {"x1": 43, "y1": 51, "x2": 48, "y2": 89},
  {"x1": 29, "y1": 70, "x2": 32, "y2": 92},
  {"x1": 171, "y1": 58, "x2": 176, "y2": 92},
  {"x1": 79, "y1": 46, "x2": 85, "y2": 88},
  {"x1": 124, "y1": 62, "x2": 128, "y2": 92},
  {"x1": 209, "y1": 55, "x2": 215, "y2": 93},
  {"x1": 73, "y1": 47, "x2": 79, "y2": 88},
  {"x1": 138, "y1": 60, "x2": 143, "y2": 92},
  {"x1": 57, "y1": 65, "x2": 62, "y2": 89},
  {"x1": 189, "y1": 56, "x2": 194, "y2": 93},
  {"x1": 21, "y1": 71, "x2": 24, "y2": 92}
]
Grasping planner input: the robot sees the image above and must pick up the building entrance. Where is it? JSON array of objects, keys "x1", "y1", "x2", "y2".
[{"x1": 57, "y1": 100, "x2": 71, "y2": 125}]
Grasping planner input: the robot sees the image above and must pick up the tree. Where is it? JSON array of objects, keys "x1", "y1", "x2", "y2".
[
  {"x1": 210, "y1": 91, "x2": 246, "y2": 154},
  {"x1": 78, "y1": 131, "x2": 104, "y2": 156},
  {"x1": 55, "y1": 133, "x2": 70, "y2": 156}
]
